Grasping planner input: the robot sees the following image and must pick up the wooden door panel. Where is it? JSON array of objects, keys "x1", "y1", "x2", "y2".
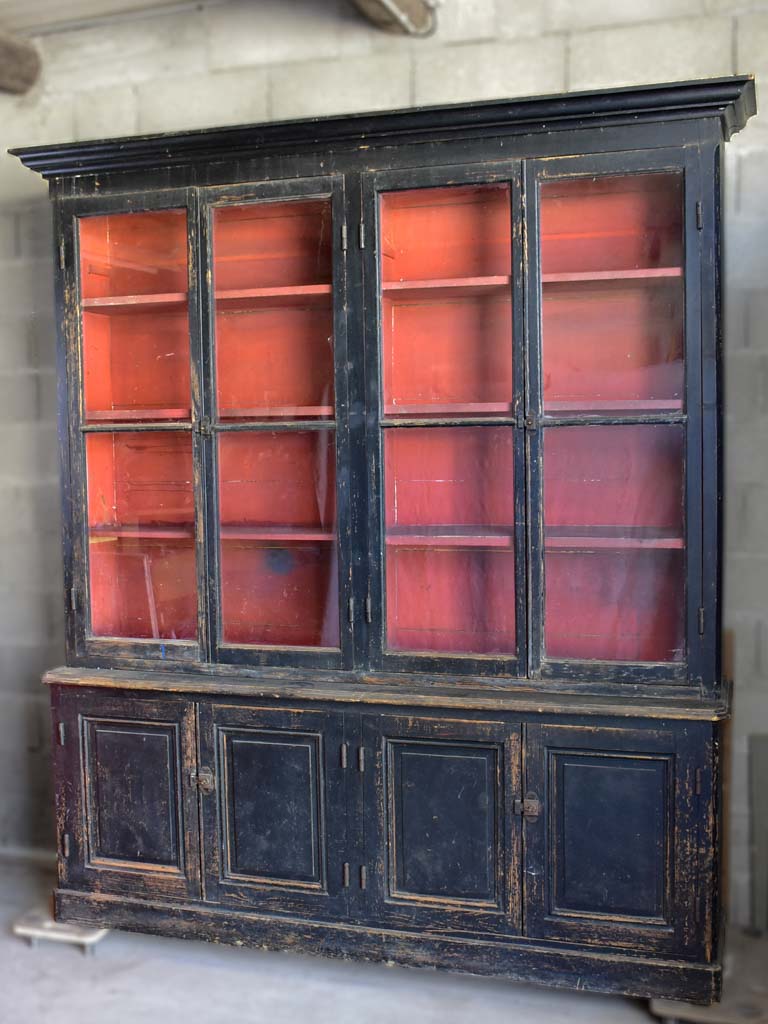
[
  {"x1": 200, "y1": 704, "x2": 349, "y2": 918},
  {"x1": 53, "y1": 689, "x2": 201, "y2": 900},
  {"x1": 362, "y1": 713, "x2": 522, "y2": 935},
  {"x1": 525, "y1": 723, "x2": 708, "y2": 956}
]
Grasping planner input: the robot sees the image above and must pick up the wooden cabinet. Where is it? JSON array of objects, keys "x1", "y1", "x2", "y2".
[{"x1": 16, "y1": 75, "x2": 757, "y2": 1005}]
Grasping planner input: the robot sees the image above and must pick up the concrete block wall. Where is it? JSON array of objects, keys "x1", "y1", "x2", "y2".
[{"x1": 0, "y1": 0, "x2": 765, "y2": 922}]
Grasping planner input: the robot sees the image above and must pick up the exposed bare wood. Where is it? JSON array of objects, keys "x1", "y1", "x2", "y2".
[
  {"x1": 0, "y1": 30, "x2": 40, "y2": 93},
  {"x1": 351, "y1": 0, "x2": 438, "y2": 36}
]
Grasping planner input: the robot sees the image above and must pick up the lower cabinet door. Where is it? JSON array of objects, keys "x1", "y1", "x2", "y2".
[
  {"x1": 199, "y1": 703, "x2": 349, "y2": 918},
  {"x1": 524, "y1": 723, "x2": 709, "y2": 956},
  {"x1": 54, "y1": 690, "x2": 201, "y2": 900},
  {"x1": 361, "y1": 713, "x2": 522, "y2": 936}
]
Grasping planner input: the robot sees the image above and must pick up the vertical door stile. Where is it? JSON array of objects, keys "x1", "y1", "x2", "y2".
[{"x1": 522, "y1": 161, "x2": 544, "y2": 678}]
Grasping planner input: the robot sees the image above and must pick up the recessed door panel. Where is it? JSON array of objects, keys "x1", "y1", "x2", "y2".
[
  {"x1": 525, "y1": 723, "x2": 707, "y2": 955},
  {"x1": 55, "y1": 691, "x2": 200, "y2": 900},
  {"x1": 199, "y1": 704, "x2": 350, "y2": 919},
  {"x1": 362, "y1": 714, "x2": 521, "y2": 935},
  {"x1": 222, "y1": 730, "x2": 322, "y2": 884}
]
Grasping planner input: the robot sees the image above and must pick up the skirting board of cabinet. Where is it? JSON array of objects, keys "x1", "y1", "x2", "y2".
[{"x1": 55, "y1": 889, "x2": 721, "y2": 1005}]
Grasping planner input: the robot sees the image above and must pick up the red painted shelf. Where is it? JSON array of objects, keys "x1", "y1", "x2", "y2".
[
  {"x1": 89, "y1": 524, "x2": 194, "y2": 541},
  {"x1": 82, "y1": 292, "x2": 188, "y2": 313},
  {"x1": 541, "y1": 267, "x2": 682, "y2": 285},
  {"x1": 382, "y1": 275, "x2": 511, "y2": 300},
  {"x1": 383, "y1": 402, "x2": 513, "y2": 417},
  {"x1": 86, "y1": 407, "x2": 191, "y2": 422},
  {"x1": 220, "y1": 526, "x2": 335, "y2": 543},
  {"x1": 545, "y1": 527, "x2": 684, "y2": 551},
  {"x1": 543, "y1": 399, "x2": 683, "y2": 414},
  {"x1": 386, "y1": 526, "x2": 515, "y2": 549},
  {"x1": 219, "y1": 405, "x2": 334, "y2": 420},
  {"x1": 215, "y1": 284, "x2": 332, "y2": 310}
]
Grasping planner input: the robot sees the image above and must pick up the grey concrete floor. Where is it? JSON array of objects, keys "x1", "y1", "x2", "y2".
[{"x1": 0, "y1": 862, "x2": 656, "y2": 1024}]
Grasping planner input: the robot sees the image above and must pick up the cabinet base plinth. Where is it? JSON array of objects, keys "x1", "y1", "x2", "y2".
[{"x1": 55, "y1": 889, "x2": 721, "y2": 1005}]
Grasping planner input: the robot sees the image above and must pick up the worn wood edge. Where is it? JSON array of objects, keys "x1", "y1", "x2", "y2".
[
  {"x1": 43, "y1": 666, "x2": 730, "y2": 720},
  {"x1": 54, "y1": 889, "x2": 721, "y2": 1004},
  {"x1": 10, "y1": 76, "x2": 756, "y2": 179}
]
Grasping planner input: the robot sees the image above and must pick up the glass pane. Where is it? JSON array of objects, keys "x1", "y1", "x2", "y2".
[
  {"x1": 543, "y1": 424, "x2": 685, "y2": 662},
  {"x1": 218, "y1": 431, "x2": 338, "y2": 647},
  {"x1": 79, "y1": 209, "x2": 190, "y2": 424},
  {"x1": 384, "y1": 427, "x2": 515, "y2": 654},
  {"x1": 213, "y1": 200, "x2": 334, "y2": 421},
  {"x1": 540, "y1": 174, "x2": 683, "y2": 414},
  {"x1": 86, "y1": 431, "x2": 197, "y2": 640},
  {"x1": 380, "y1": 185, "x2": 512, "y2": 418}
]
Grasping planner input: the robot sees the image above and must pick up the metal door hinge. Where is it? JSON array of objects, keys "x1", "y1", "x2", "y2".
[
  {"x1": 359, "y1": 865, "x2": 367, "y2": 890},
  {"x1": 696, "y1": 200, "x2": 703, "y2": 231},
  {"x1": 340, "y1": 742, "x2": 349, "y2": 769},
  {"x1": 57, "y1": 722, "x2": 66, "y2": 746},
  {"x1": 69, "y1": 586, "x2": 78, "y2": 612},
  {"x1": 196, "y1": 416, "x2": 212, "y2": 437},
  {"x1": 62, "y1": 833, "x2": 71, "y2": 858},
  {"x1": 58, "y1": 238, "x2": 66, "y2": 271},
  {"x1": 190, "y1": 766, "x2": 215, "y2": 794},
  {"x1": 348, "y1": 596, "x2": 355, "y2": 625},
  {"x1": 357, "y1": 746, "x2": 365, "y2": 772},
  {"x1": 698, "y1": 607, "x2": 705, "y2": 636},
  {"x1": 342, "y1": 862, "x2": 350, "y2": 888},
  {"x1": 358, "y1": 222, "x2": 366, "y2": 249},
  {"x1": 365, "y1": 591, "x2": 372, "y2": 624},
  {"x1": 341, "y1": 222, "x2": 348, "y2": 252},
  {"x1": 513, "y1": 793, "x2": 541, "y2": 820}
]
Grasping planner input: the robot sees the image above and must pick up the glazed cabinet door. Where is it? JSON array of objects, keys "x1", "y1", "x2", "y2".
[
  {"x1": 52, "y1": 689, "x2": 201, "y2": 900},
  {"x1": 360, "y1": 713, "x2": 522, "y2": 935},
  {"x1": 524, "y1": 723, "x2": 711, "y2": 957},
  {"x1": 362, "y1": 163, "x2": 527, "y2": 678},
  {"x1": 198, "y1": 703, "x2": 350, "y2": 919}
]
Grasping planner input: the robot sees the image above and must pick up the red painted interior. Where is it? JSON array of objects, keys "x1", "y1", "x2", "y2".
[
  {"x1": 539, "y1": 173, "x2": 683, "y2": 275},
  {"x1": 216, "y1": 305, "x2": 334, "y2": 419},
  {"x1": 217, "y1": 429, "x2": 337, "y2": 647},
  {"x1": 384, "y1": 427, "x2": 515, "y2": 654},
  {"x1": 543, "y1": 424, "x2": 685, "y2": 661},
  {"x1": 79, "y1": 209, "x2": 188, "y2": 298},
  {"x1": 86, "y1": 431, "x2": 196, "y2": 639},
  {"x1": 540, "y1": 173, "x2": 684, "y2": 414},
  {"x1": 380, "y1": 185, "x2": 511, "y2": 282},
  {"x1": 213, "y1": 199, "x2": 332, "y2": 291}
]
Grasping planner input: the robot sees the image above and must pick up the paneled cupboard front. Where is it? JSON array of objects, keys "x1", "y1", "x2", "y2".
[{"x1": 16, "y1": 76, "x2": 755, "y2": 1003}]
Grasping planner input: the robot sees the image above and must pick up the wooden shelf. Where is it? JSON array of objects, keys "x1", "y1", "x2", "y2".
[
  {"x1": 89, "y1": 524, "x2": 194, "y2": 541},
  {"x1": 543, "y1": 399, "x2": 683, "y2": 414},
  {"x1": 382, "y1": 276, "x2": 511, "y2": 300},
  {"x1": 215, "y1": 284, "x2": 332, "y2": 310},
  {"x1": 220, "y1": 526, "x2": 335, "y2": 543},
  {"x1": 82, "y1": 293, "x2": 188, "y2": 313},
  {"x1": 542, "y1": 267, "x2": 682, "y2": 285},
  {"x1": 545, "y1": 527, "x2": 684, "y2": 551},
  {"x1": 220, "y1": 405, "x2": 334, "y2": 420},
  {"x1": 386, "y1": 526, "x2": 515, "y2": 549},
  {"x1": 86, "y1": 407, "x2": 191, "y2": 423},
  {"x1": 383, "y1": 402, "x2": 513, "y2": 417}
]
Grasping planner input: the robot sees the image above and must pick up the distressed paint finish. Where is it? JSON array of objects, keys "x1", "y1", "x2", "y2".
[{"x1": 21, "y1": 77, "x2": 757, "y2": 1005}]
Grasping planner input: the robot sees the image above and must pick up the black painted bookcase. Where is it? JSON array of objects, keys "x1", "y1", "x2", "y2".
[{"x1": 12, "y1": 75, "x2": 756, "y2": 1004}]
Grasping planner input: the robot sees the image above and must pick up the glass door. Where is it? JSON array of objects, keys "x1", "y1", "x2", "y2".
[
  {"x1": 206, "y1": 179, "x2": 349, "y2": 668},
  {"x1": 527, "y1": 153, "x2": 699, "y2": 679},
  {"x1": 74, "y1": 192, "x2": 202, "y2": 661},
  {"x1": 367, "y1": 168, "x2": 525, "y2": 675}
]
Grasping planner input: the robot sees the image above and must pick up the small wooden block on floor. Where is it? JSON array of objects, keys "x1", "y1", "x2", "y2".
[
  {"x1": 13, "y1": 908, "x2": 108, "y2": 955},
  {"x1": 650, "y1": 930, "x2": 768, "y2": 1023}
]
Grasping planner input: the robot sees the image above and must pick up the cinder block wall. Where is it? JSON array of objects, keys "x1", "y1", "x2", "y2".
[{"x1": 0, "y1": 0, "x2": 765, "y2": 923}]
